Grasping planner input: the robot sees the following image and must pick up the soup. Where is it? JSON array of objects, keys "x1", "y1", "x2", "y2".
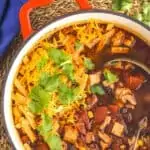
[{"x1": 12, "y1": 21, "x2": 150, "y2": 150}]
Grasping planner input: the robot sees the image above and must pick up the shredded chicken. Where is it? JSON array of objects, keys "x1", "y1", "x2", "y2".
[
  {"x1": 115, "y1": 87, "x2": 136, "y2": 105},
  {"x1": 125, "y1": 104, "x2": 135, "y2": 109},
  {"x1": 102, "y1": 80, "x2": 115, "y2": 90},
  {"x1": 86, "y1": 95, "x2": 98, "y2": 109}
]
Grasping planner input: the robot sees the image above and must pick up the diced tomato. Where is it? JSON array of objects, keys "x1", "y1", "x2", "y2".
[
  {"x1": 95, "y1": 107, "x2": 108, "y2": 123},
  {"x1": 108, "y1": 105, "x2": 119, "y2": 114}
]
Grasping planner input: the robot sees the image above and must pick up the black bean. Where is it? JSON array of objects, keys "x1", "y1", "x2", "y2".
[{"x1": 120, "y1": 107, "x2": 128, "y2": 114}]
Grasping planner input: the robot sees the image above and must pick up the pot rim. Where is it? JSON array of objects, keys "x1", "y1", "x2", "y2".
[{"x1": 2, "y1": 9, "x2": 150, "y2": 149}]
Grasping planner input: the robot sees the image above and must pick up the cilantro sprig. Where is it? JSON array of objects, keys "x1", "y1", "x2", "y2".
[
  {"x1": 28, "y1": 86, "x2": 51, "y2": 113},
  {"x1": 38, "y1": 113, "x2": 62, "y2": 150},
  {"x1": 37, "y1": 56, "x2": 49, "y2": 70},
  {"x1": 58, "y1": 84, "x2": 80, "y2": 105},
  {"x1": 84, "y1": 58, "x2": 95, "y2": 71},
  {"x1": 48, "y1": 48, "x2": 71, "y2": 65},
  {"x1": 91, "y1": 84, "x2": 105, "y2": 95},
  {"x1": 38, "y1": 113, "x2": 53, "y2": 138},
  {"x1": 39, "y1": 72, "x2": 60, "y2": 92},
  {"x1": 62, "y1": 63, "x2": 74, "y2": 81},
  {"x1": 28, "y1": 73, "x2": 61, "y2": 114},
  {"x1": 103, "y1": 69, "x2": 119, "y2": 83},
  {"x1": 75, "y1": 40, "x2": 83, "y2": 51},
  {"x1": 47, "y1": 135, "x2": 62, "y2": 150},
  {"x1": 28, "y1": 71, "x2": 82, "y2": 113},
  {"x1": 48, "y1": 48, "x2": 74, "y2": 80}
]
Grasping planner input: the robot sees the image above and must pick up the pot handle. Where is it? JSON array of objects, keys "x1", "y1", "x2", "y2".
[{"x1": 19, "y1": 0, "x2": 92, "y2": 40}]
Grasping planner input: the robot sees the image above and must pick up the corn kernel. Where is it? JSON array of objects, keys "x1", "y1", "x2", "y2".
[
  {"x1": 88, "y1": 111, "x2": 94, "y2": 119},
  {"x1": 137, "y1": 139, "x2": 144, "y2": 147},
  {"x1": 120, "y1": 145, "x2": 126, "y2": 149}
]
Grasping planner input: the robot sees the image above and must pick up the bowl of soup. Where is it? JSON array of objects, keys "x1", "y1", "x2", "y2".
[{"x1": 3, "y1": 10, "x2": 150, "y2": 150}]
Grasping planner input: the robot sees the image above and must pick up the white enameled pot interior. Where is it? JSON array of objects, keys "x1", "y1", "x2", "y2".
[{"x1": 4, "y1": 11, "x2": 150, "y2": 150}]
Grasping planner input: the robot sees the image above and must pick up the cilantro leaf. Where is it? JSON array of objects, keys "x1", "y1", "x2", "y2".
[
  {"x1": 48, "y1": 48, "x2": 71, "y2": 65},
  {"x1": 46, "y1": 135, "x2": 62, "y2": 150},
  {"x1": 103, "y1": 69, "x2": 119, "y2": 83},
  {"x1": 75, "y1": 40, "x2": 83, "y2": 51},
  {"x1": 84, "y1": 58, "x2": 95, "y2": 71},
  {"x1": 37, "y1": 113, "x2": 62, "y2": 150},
  {"x1": 28, "y1": 100, "x2": 43, "y2": 114},
  {"x1": 91, "y1": 85, "x2": 105, "y2": 95},
  {"x1": 112, "y1": 0, "x2": 132, "y2": 11},
  {"x1": 28, "y1": 86, "x2": 50, "y2": 113},
  {"x1": 37, "y1": 113, "x2": 52, "y2": 138},
  {"x1": 39, "y1": 72, "x2": 50, "y2": 88},
  {"x1": 39, "y1": 72, "x2": 59, "y2": 92},
  {"x1": 62, "y1": 63, "x2": 74, "y2": 81},
  {"x1": 58, "y1": 84, "x2": 79, "y2": 105},
  {"x1": 37, "y1": 56, "x2": 49, "y2": 70},
  {"x1": 48, "y1": 48, "x2": 75, "y2": 80}
]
